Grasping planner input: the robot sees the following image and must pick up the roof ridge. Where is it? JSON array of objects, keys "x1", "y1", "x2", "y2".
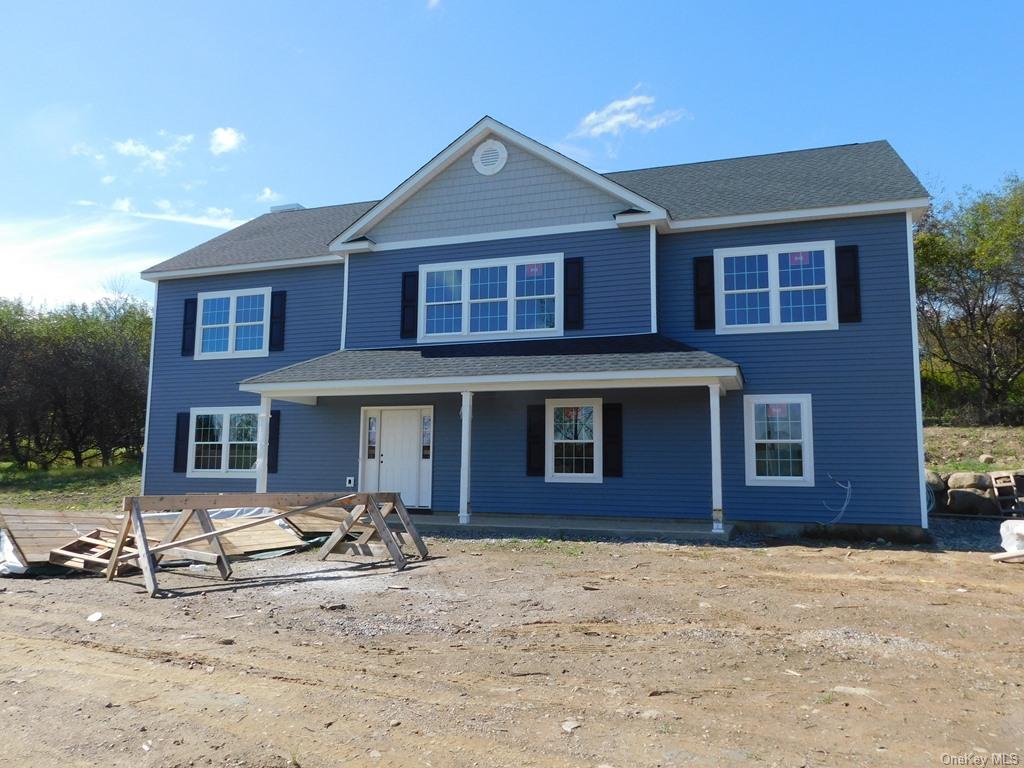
[
  {"x1": 604, "y1": 140, "x2": 892, "y2": 177},
  {"x1": 264, "y1": 199, "x2": 380, "y2": 215}
]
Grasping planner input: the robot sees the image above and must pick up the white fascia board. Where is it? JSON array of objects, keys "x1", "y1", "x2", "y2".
[
  {"x1": 239, "y1": 367, "x2": 744, "y2": 399},
  {"x1": 141, "y1": 254, "x2": 344, "y2": 282},
  {"x1": 615, "y1": 210, "x2": 668, "y2": 227},
  {"x1": 328, "y1": 116, "x2": 667, "y2": 250},
  {"x1": 365, "y1": 220, "x2": 618, "y2": 252},
  {"x1": 666, "y1": 198, "x2": 931, "y2": 232}
]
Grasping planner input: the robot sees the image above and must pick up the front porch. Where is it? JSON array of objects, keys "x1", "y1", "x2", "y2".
[{"x1": 238, "y1": 335, "x2": 743, "y2": 533}]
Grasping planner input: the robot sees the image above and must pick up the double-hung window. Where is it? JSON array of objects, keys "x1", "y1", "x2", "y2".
[
  {"x1": 743, "y1": 394, "x2": 814, "y2": 486},
  {"x1": 195, "y1": 287, "x2": 272, "y2": 359},
  {"x1": 187, "y1": 406, "x2": 261, "y2": 478},
  {"x1": 419, "y1": 254, "x2": 563, "y2": 341},
  {"x1": 545, "y1": 397, "x2": 603, "y2": 483},
  {"x1": 714, "y1": 241, "x2": 837, "y2": 333}
]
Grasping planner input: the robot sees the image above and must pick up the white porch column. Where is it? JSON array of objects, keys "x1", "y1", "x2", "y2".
[
  {"x1": 459, "y1": 391, "x2": 473, "y2": 524},
  {"x1": 255, "y1": 395, "x2": 272, "y2": 493},
  {"x1": 708, "y1": 384, "x2": 724, "y2": 533}
]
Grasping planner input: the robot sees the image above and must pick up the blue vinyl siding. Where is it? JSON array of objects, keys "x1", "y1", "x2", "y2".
[
  {"x1": 345, "y1": 227, "x2": 651, "y2": 348},
  {"x1": 143, "y1": 264, "x2": 345, "y2": 494},
  {"x1": 657, "y1": 213, "x2": 922, "y2": 526},
  {"x1": 255, "y1": 388, "x2": 710, "y2": 517}
]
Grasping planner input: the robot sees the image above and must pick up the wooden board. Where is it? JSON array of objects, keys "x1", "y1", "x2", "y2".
[{"x1": 1, "y1": 508, "x2": 302, "y2": 564}]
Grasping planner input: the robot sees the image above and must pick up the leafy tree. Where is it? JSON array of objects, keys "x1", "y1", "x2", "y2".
[{"x1": 916, "y1": 176, "x2": 1024, "y2": 423}]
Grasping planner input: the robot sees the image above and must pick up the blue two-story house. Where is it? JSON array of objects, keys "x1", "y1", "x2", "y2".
[{"x1": 140, "y1": 117, "x2": 930, "y2": 533}]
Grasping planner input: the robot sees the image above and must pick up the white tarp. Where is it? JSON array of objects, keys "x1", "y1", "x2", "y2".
[
  {"x1": 0, "y1": 529, "x2": 28, "y2": 576},
  {"x1": 1000, "y1": 520, "x2": 1024, "y2": 554}
]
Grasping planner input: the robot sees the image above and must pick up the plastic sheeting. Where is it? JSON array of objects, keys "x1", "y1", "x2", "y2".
[
  {"x1": 1000, "y1": 519, "x2": 1024, "y2": 554},
  {"x1": 0, "y1": 529, "x2": 28, "y2": 575}
]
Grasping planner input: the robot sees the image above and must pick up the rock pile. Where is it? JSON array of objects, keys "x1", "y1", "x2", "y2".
[{"x1": 927, "y1": 470, "x2": 1016, "y2": 515}]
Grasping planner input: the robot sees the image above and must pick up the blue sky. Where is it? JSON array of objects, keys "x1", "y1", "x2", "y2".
[{"x1": 1, "y1": 0, "x2": 1020, "y2": 305}]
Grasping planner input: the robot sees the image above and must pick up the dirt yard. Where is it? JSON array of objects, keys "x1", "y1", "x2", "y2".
[{"x1": 2, "y1": 535, "x2": 1022, "y2": 768}]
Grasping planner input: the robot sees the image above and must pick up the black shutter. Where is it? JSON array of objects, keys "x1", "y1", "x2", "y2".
[
  {"x1": 267, "y1": 409, "x2": 281, "y2": 474},
  {"x1": 693, "y1": 256, "x2": 715, "y2": 330},
  {"x1": 173, "y1": 412, "x2": 190, "y2": 473},
  {"x1": 181, "y1": 298, "x2": 197, "y2": 356},
  {"x1": 269, "y1": 291, "x2": 287, "y2": 351},
  {"x1": 564, "y1": 257, "x2": 584, "y2": 330},
  {"x1": 526, "y1": 404, "x2": 545, "y2": 476},
  {"x1": 836, "y1": 245, "x2": 862, "y2": 323},
  {"x1": 400, "y1": 271, "x2": 418, "y2": 339},
  {"x1": 603, "y1": 403, "x2": 623, "y2": 477}
]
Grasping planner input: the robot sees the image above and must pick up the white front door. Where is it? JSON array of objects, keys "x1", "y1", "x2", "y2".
[{"x1": 361, "y1": 406, "x2": 433, "y2": 508}]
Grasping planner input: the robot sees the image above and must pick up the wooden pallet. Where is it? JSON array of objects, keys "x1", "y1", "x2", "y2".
[{"x1": 49, "y1": 528, "x2": 143, "y2": 575}]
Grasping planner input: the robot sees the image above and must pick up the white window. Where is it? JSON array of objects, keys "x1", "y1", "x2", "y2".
[
  {"x1": 418, "y1": 254, "x2": 563, "y2": 341},
  {"x1": 743, "y1": 394, "x2": 814, "y2": 486},
  {"x1": 545, "y1": 397, "x2": 602, "y2": 483},
  {"x1": 187, "y1": 406, "x2": 261, "y2": 478},
  {"x1": 195, "y1": 287, "x2": 272, "y2": 359},
  {"x1": 714, "y1": 241, "x2": 838, "y2": 334}
]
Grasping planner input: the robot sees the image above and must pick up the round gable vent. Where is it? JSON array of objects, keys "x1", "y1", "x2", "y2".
[{"x1": 472, "y1": 139, "x2": 508, "y2": 176}]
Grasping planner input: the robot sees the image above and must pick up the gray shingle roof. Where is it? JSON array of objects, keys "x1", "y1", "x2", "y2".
[
  {"x1": 242, "y1": 335, "x2": 738, "y2": 386},
  {"x1": 604, "y1": 140, "x2": 927, "y2": 221},
  {"x1": 142, "y1": 201, "x2": 377, "y2": 275},
  {"x1": 144, "y1": 140, "x2": 927, "y2": 276}
]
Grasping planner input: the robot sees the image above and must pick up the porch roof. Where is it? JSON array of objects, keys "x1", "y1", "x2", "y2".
[{"x1": 239, "y1": 334, "x2": 742, "y2": 401}]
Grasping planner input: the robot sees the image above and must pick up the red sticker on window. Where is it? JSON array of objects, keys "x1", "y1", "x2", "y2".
[
  {"x1": 524, "y1": 262, "x2": 545, "y2": 277},
  {"x1": 788, "y1": 251, "x2": 810, "y2": 266},
  {"x1": 767, "y1": 404, "x2": 788, "y2": 418}
]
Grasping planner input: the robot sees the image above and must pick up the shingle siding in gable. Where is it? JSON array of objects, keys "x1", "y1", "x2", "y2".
[
  {"x1": 367, "y1": 141, "x2": 627, "y2": 244},
  {"x1": 143, "y1": 264, "x2": 345, "y2": 494},
  {"x1": 345, "y1": 227, "x2": 652, "y2": 348},
  {"x1": 657, "y1": 213, "x2": 922, "y2": 526}
]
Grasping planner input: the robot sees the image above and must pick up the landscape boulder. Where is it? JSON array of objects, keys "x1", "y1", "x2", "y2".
[
  {"x1": 947, "y1": 488, "x2": 1000, "y2": 516},
  {"x1": 926, "y1": 470, "x2": 948, "y2": 512},
  {"x1": 947, "y1": 472, "x2": 992, "y2": 491},
  {"x1": 979, "y1": 454, "x2": 997, "y2": 464}
]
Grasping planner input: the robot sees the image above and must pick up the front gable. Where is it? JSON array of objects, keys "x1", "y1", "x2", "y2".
[
  {"x1": 368, "y1": 138, "x2": 628, "y2": 244},
  {"x1": 331, "y1": 117, "x2": 666, "y2": 250}
]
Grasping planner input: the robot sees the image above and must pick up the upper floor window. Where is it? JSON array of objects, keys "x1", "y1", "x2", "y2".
[
  {"x1": 195, "y1": 287, "x2": 272, "y2": 359},
  {"x1": 714, "y1": 241, "x2": 837, "y2": 334},
  {"x1": 418, "y1": 254, "x2": 563, "y2": 342}
]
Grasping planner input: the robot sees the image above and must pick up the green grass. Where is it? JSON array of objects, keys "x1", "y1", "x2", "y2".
[
  {"x1": 0, "y1": 461, "x2": 141, "y2": 511},
  {"x1": 929, "y1": 460, "x2": 1001, "y2": 474}
]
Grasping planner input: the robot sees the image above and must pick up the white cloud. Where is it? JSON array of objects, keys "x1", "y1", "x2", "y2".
[
  {"x1": 105, "y1": 196, "x2": 243, "y2": 230},
  {"x1": 73, "y1": 200, "x2": 98, "y2": 207},
  {"x1": 427, "y1": 0, "x2": 441, "y2": 8},
  {"x1": 570, "y1": 93, "x2": 687, "y2": 139},
  {"x1": 209, "y1": 127, "x2": 245, "y2": 155},
  {"x1": 113, "y1": 133, "x2": 192, "y2": 172},
  {"x1": 70, "y1": 142, "x2": 105, "y2": 163},
  {"x1": 100, "y1": 175, "x2": 116, "y2": 185},
  {"x1": 256, "y1": 186, "x2": 282, "y2": 203},
  {"x1": 0, "y1": 215, "x2": 156, "y2": 305}
]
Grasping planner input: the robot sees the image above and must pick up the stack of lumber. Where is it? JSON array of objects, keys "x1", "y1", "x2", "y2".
[{"x1": 0, "y1": 507, "x2": 303, "y2": 567}]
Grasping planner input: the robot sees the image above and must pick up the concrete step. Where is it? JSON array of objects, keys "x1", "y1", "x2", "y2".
[{"x1": 407, "y1": 512, "x2": 732, "y2": 543}]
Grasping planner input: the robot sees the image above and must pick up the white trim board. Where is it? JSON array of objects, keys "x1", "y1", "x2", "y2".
[
  {"x1": 907, "y1": 211, "x2": 928, "y2": 529},
  {"x1": 142, "y1": 254, "x2": 343, "y2": 282},
  {"x1": 138, "y1": 285, "x2": 159, "y2": 495},
  {"x1": 668, "y1": 198, "x2": 930, "y2": 232},
  {"x1": 328, "y1": 116, "x2": 667, "y2": 250},
  {"x1": 240, "y1": 367, "x2": 745, "y2": 403}
]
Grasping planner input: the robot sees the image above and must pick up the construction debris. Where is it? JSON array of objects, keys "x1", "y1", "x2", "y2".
[{"x1": 992, "y1": 519, "x2": 1024, "y2": 564}]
